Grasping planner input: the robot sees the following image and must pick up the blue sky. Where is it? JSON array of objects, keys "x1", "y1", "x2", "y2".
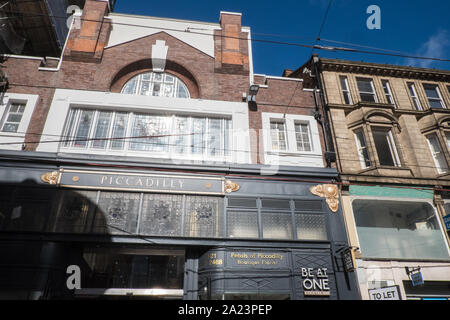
[{"x1": 114, "y1": 0, "x2": 450, "y2": 76}]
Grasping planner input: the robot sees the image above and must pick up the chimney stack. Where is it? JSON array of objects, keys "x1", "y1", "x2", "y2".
[
  {"x1": 65, "y1": 0, "x2": 111, "y2": 62},
  {"x1": 215, "y1": 12, "x2": 249, "y2": 74}
]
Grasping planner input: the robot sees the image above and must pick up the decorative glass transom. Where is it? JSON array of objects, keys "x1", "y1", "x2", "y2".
[{"x1": 121, "y1": 72, "x2": 190, "y2": 98}]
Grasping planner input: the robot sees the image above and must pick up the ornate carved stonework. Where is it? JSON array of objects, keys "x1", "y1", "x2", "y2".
[
  {"x1": 310, "y1": 184, "x2": 339, "y2": 213},
  {"x1": 41, "y1": 171, "x2": 60, "y2": 185},
  {"x1": 225, "y1": 180, "x2": 240, "y2": 193}
]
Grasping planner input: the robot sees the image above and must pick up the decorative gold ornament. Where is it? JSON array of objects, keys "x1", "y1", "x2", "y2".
[
  {"x1": 310, "y1": 184, "x2": 339, "y2": 213},
  {"x1": 72, "y1": 176, "x2": 80, "y2": 182},
  {"x1": 41, "y1": 171, "x2": 60, "y2": 185},
  {"x1": 205, "y1": 183, "x2": 212, "y2": 189},
  {"x1": 225, "y1": 180, "x2": 240, "y2": 193}
]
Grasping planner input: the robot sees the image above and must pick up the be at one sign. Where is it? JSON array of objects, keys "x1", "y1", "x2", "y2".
[{"x1": 369, "y1": 286, "x2": 401, "y2": 300}]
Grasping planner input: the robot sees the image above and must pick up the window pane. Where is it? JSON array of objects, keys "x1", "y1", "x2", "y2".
[
  {"x1": 261, "y1": 212, "x2": 293, "y2": 240},
  {"x1": 355, "y1": 130, "x2": 371, "y2": 168},
  {"x1": 372, "y1": 128, "x2": 395, "y2": 166},
  {"x1": 93, "y1": 192, "x2": 140, "y2": 235},
  {"x1": 296, "y1": 213, "x2": 327, "y2": 240},
  {"x1": 192, "y1": 118, "x2": 206, "y2": 154},
  {"x1": 357, "y1": 78, "x2": 374, "y2": 93},
  {"x1": 62, "y1": 109, "x2": 77, "y2": 147},
  {"x1": 173, "y1": 116, "x2": 188, "y2": 154},
  {"x1": 130, "y1": 114, "x2": 170, "y2": 152},
  {"x1": 261, "y1": 199, "x2": 291, "y2": 209},
  {"x1": 1, "y1": 123, "x2": 19, "y2": 133},
  {"x1": 352, "y1": 200, "x2": 450, "y2": 260},
  {"x1": 426, "y1": 133, "x2": 448, "y2": 173},
  {"x1": 224, "y1": 119, "x2": 230, "y2": 156},
  {"x1": 55, "y1": 190, "x2": 97, "y2": 233},
  {"x1": 294, "y1": 200, "x2": 323, "y2": 211},
  {"x1": 110, "y1": 112, "x2": 128, "y2": 150},
  {"x1": 140, "y1": 193, "x2": 183, "y2": 236},
  {"x1": 360, "y1": 93, "x2": 376, "y2": 103},
  {"x1": 122, "y1": 72, "x2": 190, "y2": 98},
  {"x1": 92, "y1": 112, "x2": 112, "y2": 149},
  {"x1": 270, "y1": 121, "x2": 287, "y2": 151},
  {"x1": 184, "y1": 196, "x2": 223, "y2": 238},
  {"x1": 208, "y1": 118, "x2": 222, "y2": 156},
  {"x1": 122, "y1": 78, "x2": 137, "y2": 94},
  {"x1": 295, "y1": 123, "x2": 311, "y2": 151},
  {"x1": 227, "y1": 211, "x2": 259, "y2": 239},
  {"x1": 73, "y1": 110, "x2": 94, "y2": 148},
  {"x1": 424, "y1": 84, "x2": 439, "y2": 98},
  {"x1": 227, "y1": 197, "x2": 257, "y2": 208},
  {"x1": 6, "y1": 114, "x2": 23, "y2": 123}
]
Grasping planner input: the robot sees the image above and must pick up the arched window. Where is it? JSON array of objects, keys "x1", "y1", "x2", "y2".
[{"x1": 121, "y1": 72, "x2": 190, "y2": 98}]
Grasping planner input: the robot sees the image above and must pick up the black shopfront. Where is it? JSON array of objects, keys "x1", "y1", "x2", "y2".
[{"x1": 0, "y1": 153, "x2": 360, "y2": 300}]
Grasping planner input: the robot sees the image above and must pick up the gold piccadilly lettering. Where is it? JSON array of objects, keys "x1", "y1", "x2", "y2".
[
  {"x1": 146, "y1": 178, "x2": 154, "y2": 187},
  {"x1": 116, "y1": 177, "x2": 123, "y2": 185},
  {"x1": 136, "y1": 178, "x2": 143, "y2": 186},
  {"x1": 125, "y1": 178, "x2": 131, "y2": 186},
  {"x1": 100, "y1": 176, "x2": 108, "y2": 185}
]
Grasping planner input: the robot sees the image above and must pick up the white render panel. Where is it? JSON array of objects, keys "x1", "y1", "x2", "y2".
[
  {"x1": 106, "y1": 14, "x2": 219, "y2": 57},
  {"x1": 37, "y1": 89, "x2": 252, "y2": 164},
  {"x1": 261, "y1": 112, "x2": 324, "y2": 168}
]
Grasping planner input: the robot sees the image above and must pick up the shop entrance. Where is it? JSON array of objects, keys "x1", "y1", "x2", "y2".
[{"x1": 75, "y1": 247, "x2": 185, "y2": 300}]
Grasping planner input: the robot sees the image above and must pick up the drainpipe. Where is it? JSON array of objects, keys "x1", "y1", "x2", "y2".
[{"x1": 312, "y1": 54, "x2": 336, "y2": 168}]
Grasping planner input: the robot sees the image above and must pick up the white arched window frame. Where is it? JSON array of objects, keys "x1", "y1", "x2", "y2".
[{"x1": 121, "y1": 72, "x2": 190, "y2": 99}]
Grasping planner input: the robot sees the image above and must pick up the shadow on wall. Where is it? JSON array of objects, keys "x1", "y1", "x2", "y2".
[{"x1": 0, "y1": 179, "x2": 115, "y2": 300}]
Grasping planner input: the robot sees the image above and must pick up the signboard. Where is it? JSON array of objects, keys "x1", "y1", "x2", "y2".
[
  {"x1": 443, "y1": 214, "x2": 450, "y2": 231},
  {"x1": 369, "y1": 286, "x2": 401, "y2": 300},
  {"x1": 411, "y1": 271, "x2": 424, "y2": 287},
  {"x1": 42, "y1": 169, "x2": 229, "y2": 195},
  {"x1": 342, "y1": 248, "x2": 356, "y2": 272},
  {"x1": 301, "y1": 267, "x2": 330, "y2": 296}
]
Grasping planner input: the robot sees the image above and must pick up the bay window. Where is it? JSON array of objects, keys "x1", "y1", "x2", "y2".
[{"x1": 61, "y1": 108, "x2": 231, "y2": 159}]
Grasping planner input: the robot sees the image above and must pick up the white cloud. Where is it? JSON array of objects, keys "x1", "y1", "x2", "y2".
[{"x1": 406, "y1": 29, "x2": 450, "y2": 68}]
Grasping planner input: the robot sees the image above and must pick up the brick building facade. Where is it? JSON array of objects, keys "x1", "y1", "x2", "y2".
[{"x1": 0, "y1": 1, "x2": 358, "y2": 299}]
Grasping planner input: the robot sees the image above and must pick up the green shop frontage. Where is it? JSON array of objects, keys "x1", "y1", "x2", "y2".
[
  {"x1": 341, "y1": 184, "x2": 450, "y2": 300},
  {"x1": 0, "y1": 152, "x2": 360, "y2": 300}
]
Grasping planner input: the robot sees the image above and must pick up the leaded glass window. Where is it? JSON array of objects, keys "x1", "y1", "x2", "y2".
[
  {"x1": 1, "y1": 103, "x2": 25, "y2": 133},
  {"x1": 140, "y1": 194, "x2": 183, "y2": 236},
  {"x1": 61, "y1": 109, "x2": 231, "y2": 159},
  {"x1": 54, "y1": 190, "x2": 97, "y2": 233},
  {"x1": 121, "y1": 72, "x2": 190, "y2": 99},
  {"x1": 184, "y1": 196, "x2": 223, "y2": 238},
  {"x1": 93, "y1": 192, "x2": 140, "y2": 235}
]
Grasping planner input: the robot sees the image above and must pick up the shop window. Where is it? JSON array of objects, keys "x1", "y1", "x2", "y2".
[
  {"x1": 226, "y1": 210, "x2": 259, "y2": 239},
  {"x1": 93, "y1": 192, "x2": 140, "y2": 235},
  {"x1": 295, "y1": 213, "x2": 327, "y2": 240},
  {"x1": 53, "y1": 190, "x2": 97, "y2": 233},
  {"x1": 227, "y1": 197, "x2": 257, "y2": 208},
  {"x1": 352, "y1": 199, "x2": 450, "y2": 260},
  {"x1": 184, "y1": 196, "x2": 223, "y2": 238},
  {"x1": 121, "y1": 72, "x2": 190, "y2": 99},
  {"x1": 82, "y1": 249, "x2": 184, "y2": 290},
  {"x1": 261, "y1": 199, "x2": 291, "y2": 209},
  {"x1": 261, "y1": 211, "x2": 293, "y2": 240},
  {"x1": 139, "y1": 194, "x2": 184, "y2": 237},
  {"x1": 356, "y1": 77, "x2": 378, "y2": 103},
  {"x1": 294, "y1": 200, "x2": 323, "y2": 212},
  {"x1": 0, "y1": 187, "x2": 55, "y2": 232}
]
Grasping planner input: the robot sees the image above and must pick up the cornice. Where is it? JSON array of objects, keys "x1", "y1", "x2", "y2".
[{"x1": 319, "y1": 58, "x2": 450, "y2": 82}]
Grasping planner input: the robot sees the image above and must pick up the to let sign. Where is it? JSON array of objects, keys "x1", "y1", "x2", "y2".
[{"x1": 369, "y1": 286, "x2": 400, "y2": 300}]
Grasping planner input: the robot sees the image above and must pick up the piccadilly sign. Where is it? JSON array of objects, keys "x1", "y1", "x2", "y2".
[{"x1": 41, "y1": 169, "x2": 241, "y2": 195}]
